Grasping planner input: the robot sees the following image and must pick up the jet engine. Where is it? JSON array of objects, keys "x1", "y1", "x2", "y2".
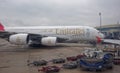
[
  {"x1": 9, "y1": 34, "x2": 57, "y2": 46},
  {"x1": 8, "y1": 32, "x2": 61, "y2": 47},
  {"x1": 41, "y1": 37, "x2": 57, "y2": 46},
  {"x1": 9, "y1": 34, "x2": 29, "y2": 45}
]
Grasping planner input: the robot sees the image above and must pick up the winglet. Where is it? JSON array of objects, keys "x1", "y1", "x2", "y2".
[{"x1": 0, "y1": 22, "x2": 5, "y2": 32}]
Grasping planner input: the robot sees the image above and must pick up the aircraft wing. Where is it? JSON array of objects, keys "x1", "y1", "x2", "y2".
[
  {"x1": 0, "y1": 31, "x2": 13, "y2": 39},
  {"x1": 102, "y1": 39, "x2": 120, "y2": 45}
]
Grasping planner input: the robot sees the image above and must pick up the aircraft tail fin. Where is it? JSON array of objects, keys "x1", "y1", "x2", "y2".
[{"x1": 0, "y1": 22, "x2": 5, "y2": 32}]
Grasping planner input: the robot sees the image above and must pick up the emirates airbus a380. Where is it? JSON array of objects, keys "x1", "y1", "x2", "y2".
[{"x1": 0, "y1": 22, "x2": 119, "y2": 47}]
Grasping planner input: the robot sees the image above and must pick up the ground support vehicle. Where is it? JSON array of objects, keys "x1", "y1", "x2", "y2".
[
  {"x1": 79, "y1": 53, "x2": 113, "y2": 71},
  {"x1": 38, "y1": 66, "x2": 60, "y2": 73},
  {"x1": 66, "y1": 56, "x2": 77, "y2": 61},
  {"x1": 52, "y1": 58, "x2": 65, "y2": 64},
  {"x1": 28, "y1": 60, "x2": 48, "y2": 66},
  {"x1": 63, "y1": 62, "x2": 78, "y2": 69},
  {"x1": 113, "y1": 57, "x2": 120, "y2": 65},
  {"x1": 76, "y1": 54, "x2": 85, "y2": 59}
]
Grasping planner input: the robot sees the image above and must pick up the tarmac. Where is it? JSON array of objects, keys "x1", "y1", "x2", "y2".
[{"x1": 0, "y1": 39, "x2": 120, "y2": 73}]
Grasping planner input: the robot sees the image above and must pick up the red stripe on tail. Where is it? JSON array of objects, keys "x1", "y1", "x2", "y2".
[{"x1": 0, "y1": 22, "x2": 4, "y2": 31}]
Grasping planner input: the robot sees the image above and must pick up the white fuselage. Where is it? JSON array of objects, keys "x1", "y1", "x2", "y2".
[{"x1": 5, "y1": 26, "x2": 103, "y2": 42}]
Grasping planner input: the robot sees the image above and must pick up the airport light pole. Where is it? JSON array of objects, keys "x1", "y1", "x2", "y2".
[{"x1": 99, "y1": 12, "x2": 102, "y2": 31}]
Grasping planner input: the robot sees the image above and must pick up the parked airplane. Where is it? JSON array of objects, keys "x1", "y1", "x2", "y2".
[{"x1": 0, "y1": 22, "x2": 119, "y2": 47}]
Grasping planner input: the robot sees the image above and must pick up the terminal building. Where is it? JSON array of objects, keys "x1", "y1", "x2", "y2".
[{"x1": 96, "y1": 24, "x2": 120, "y2": 40}]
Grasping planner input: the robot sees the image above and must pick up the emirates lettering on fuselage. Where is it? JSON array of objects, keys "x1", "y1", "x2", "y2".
[{"x1": 56, "y1": 28, "x2": 84, "y2": 35}]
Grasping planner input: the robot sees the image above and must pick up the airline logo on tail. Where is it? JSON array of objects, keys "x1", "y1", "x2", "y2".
[{"x1": 0, "y1": 23, "x2": 4, "y2": 31}]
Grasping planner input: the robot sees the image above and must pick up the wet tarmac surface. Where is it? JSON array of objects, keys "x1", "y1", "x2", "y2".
[{"x1": 0, "y1": 39, "x2": 120, "y2": 73}]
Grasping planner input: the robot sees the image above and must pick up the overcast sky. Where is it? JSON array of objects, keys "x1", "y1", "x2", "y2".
[{"x1": 0, "y1": 0, "x2": 120, "y2": 27}]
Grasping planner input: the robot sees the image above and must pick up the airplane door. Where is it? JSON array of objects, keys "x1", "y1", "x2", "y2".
[{"x1": 86, "y1": 28, "x2": 90, "y2": 38}]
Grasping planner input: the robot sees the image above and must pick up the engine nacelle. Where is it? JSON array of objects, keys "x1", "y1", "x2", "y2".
[
  {"x1": 41, "y1": 37, "x2": 57, "y2": 46},
  {"x1": 9, "y1": 34, "x2": 29, "y2": 45}
]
